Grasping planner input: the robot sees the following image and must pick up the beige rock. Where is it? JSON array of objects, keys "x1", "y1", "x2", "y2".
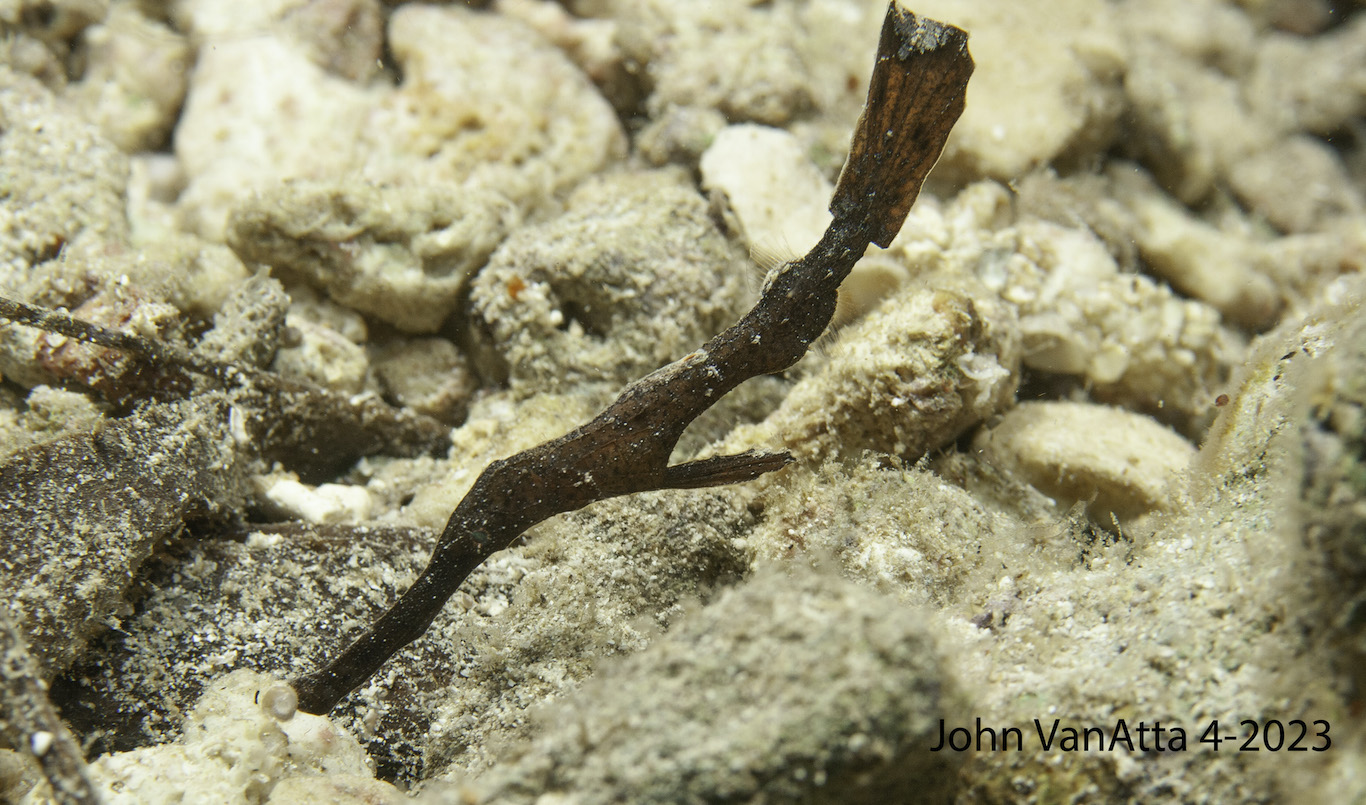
[
  {"x1": 611, "y1": 0, "x2": 815, "y2": 128},
  {"x1": 1115, "y1": 0, "x2": 1256, "y2": 75},
  {"x1": 371, "y1": 337, "x2": 474, "y2": 424},
  {"x1": 228, "y1": 180, "x2": 515, "y2": 333},
  {"x1": 174, "y1": 35, "x2": 375, "y2": 240},
  {"x1": 1123, "y1": 41, "x2": 1261, "y2": 206},
  {"x1": 468, "y1": 169, "x2": 752, "y2": 394},
  {"x1": 86, "y1": 670, "x2": 398, "y2": 805},
  {"x1": 1115, "y1": 170, "x2": 1282, "y2": 329},
  {"x1": 368, "y1": 4, "x2": 625, "y2": 203},
  {"x1": 727, "y1": 286, "x2": 1020, "y2": 464},
  {"x1": 909, "y1": 0, "x2": 1126, "y2": 182},
  {"x1": 0, "y1": 385, "x2": 104, "y2": 461},
  {"x1": 1224, "y1": 135, "x2": 1364, "y2": 234},
  {"x1": 1120, "y1": 8, "x2": 1364, "y2": 232},
  {"x1": 975, "y1": 400, "x2": 1195, "y2": 520},
  {"x1": 65, "y1": 2, "x2": 190, "y2": 152},
  {"x1": 752, "y1": 457, "x2": 1033, "y2": 608},
  {"x1": 461, "y1": 565, "x2": 965, "y2": 805},
  {"x1": 272, "y1": 314, "x2": 367, "y2": 394},
  {"x1": 0, "y1": 68, "x2": 129, "y2": 276},
  {"x1": 1246, "y1": 17, "x2": 1366, "y2": 136}
]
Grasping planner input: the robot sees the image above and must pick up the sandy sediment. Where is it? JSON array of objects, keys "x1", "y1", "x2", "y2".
[{"x1": 2, "y1": 1, "x2": 1365, "y2": 802}]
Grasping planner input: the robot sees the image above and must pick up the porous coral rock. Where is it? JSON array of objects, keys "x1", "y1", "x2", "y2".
[
  {"x1": 998, "y1": 219, "x2": 1235, "y2": 423},
  {"x1": 901, "y1": 181, "x2": 1240, "y2": 426},
  {"x1": 170, "y1": 0, "x2": 383, "y2": 81},
  {"x1": 173, "y1": 34, "x2": 375, "y2": 241},
  {"x1": 65, "y1": 1, "x2": 190, "y2": 152},
  {"x1": 228, "y1": 180, "x2": 515, "y2": 333},
  {"x1": 0, "y1": 67, "x2": 129, "y2": 276},
  {"x1": 725, "y1": 285, "x2": 1019, "y2": 465},
  {"x1": 0, "y1": 0, "x2": 107, "y2": 52},
  {"x1": 468, "y1": 169, "x2": 753, "y2": 393},
  {"x1": 82, "y1": 670, "x2": 402, "y2": 805},
  {"x1": 369, "y1": 4, "x2": 625, "y2": 202},
  {"x1": 193, "y1": 273, "x2": 290, "y2": 369}
]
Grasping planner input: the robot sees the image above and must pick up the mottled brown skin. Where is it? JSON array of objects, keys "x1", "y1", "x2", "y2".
[{"x1": 292, "y1": 3, "x2": 974, "y2": 716}]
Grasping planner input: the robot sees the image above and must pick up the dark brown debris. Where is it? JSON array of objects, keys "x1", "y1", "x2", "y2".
[
  {"x1": 0, "y1": 293, "x2": 452, "y2": 481},
  {"x1": 0, "y1": 395, "x2": 250, "y2": 681},
  {"x1": 0, "y1": 608, "x2": 99, "y2": 805}
]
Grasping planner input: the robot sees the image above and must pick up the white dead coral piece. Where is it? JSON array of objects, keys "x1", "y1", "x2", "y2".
[
  {"x1": 905, "y1": 181, "x2": 1239, "y2": 422},
  {"x1": 1003, "y1": 218, "x2": 1236, "y2": 415},
  {"x1": 369, "y1": 4, "x2": 626, "y2": 202},
  {"x1": 80, "y1": 670, "x2": 402, "y2": 805},
  {"x1": 727, "y1": 286, "x2": 1020, "y2": 464},
  {"x1": 173, "y1": 34, "x2": 376, "y2": 241},
  {"x1": 700, "y1": 124, "x2": 832, "y2": 263},
  {"x1": 975, "y1": 400, "x2": 1195, "y2": 520},
  {"x1": 907, "y1": 0, "x2": 1126, "y2": 182},
  {"x1": 255, "y1": 474, "x2": 373, "y2": 525}
]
